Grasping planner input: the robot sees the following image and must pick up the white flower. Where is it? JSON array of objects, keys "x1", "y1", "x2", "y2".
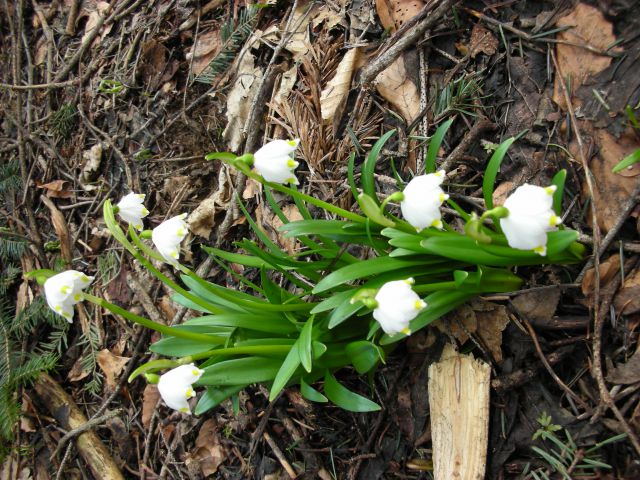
[
  {"x1": 152, "y1": 214, "x2": 188, "y2": 265},
  {"x1": 499, "y1": 184, "x2": 562, "y2": 256},
  {"x1": 44, "y1": 270, "x2": 94, "y2": 322},
  {"x1": 401, "y1": 170, "x2": 449, "y2": 231},
  {"x1": 117, "y1": 192, "x2": 149, "y2": 231},
  {"x1": 373, "y1": 279, "x2": 426, "y2": 335},
  {"x1": 157, "y1": 364, "x2": 205, "y2": 414},
  {"x1": 253, "y1": 139, "x2": 300, "y2": 185}
]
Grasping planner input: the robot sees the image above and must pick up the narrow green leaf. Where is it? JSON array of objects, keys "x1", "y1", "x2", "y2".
[
  {"x1": 298, "y1": 318, "x2": 314, "y2": 372},
  {"x1": 612, "y1": 148, "x2": 640, "y2": 173},
  {"x1": 204, "y1": 152, "x2": 237, "y2": 162},
  {"x1": 195, "y1": 385, "x2": 244, "y2": 415},
  {"x1": 202, "y1": 245, "x2": 268, "y2": 268},
  {"x1": 362, "y1": 130, "x2": 396, "y2": 199},
  {"x1": 198, "y1": 357, "x2": 282, "y2": 385},
  {"x1": 345, "y1": 341, "x2": 384, "y2": 374},
  {"x1": 185, "y1": 314, "x2": 296, "y2": 334},
  {"x1": 483, "y1": 137, "x2": 516, "y2": 209},
  {"x1": 347, "y1": 151, "x2": 358, "y2": 199},
  {"x1": 270, "y1": 344, "x2": 301, "y2": 400},
  {"x1": 300, "y1": 378, "x2": 328, "y2": 403},
  {"x1": 323, "y1": 371, "x2": 381, "y2": 412},
  {"x1": 550, "y1": 169, "x2": 567, "y2": 215},
  {"x1": 425, "y1": 118, "x2": 454, "y2": 173}
]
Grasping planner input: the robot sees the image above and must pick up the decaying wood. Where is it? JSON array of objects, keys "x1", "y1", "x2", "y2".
[
  {"x1": 34, "y1": 374, "x2": 125, "y2": 480},
  {"x1": 428, "y1": 345, "x2": 490, "y2": 480}
]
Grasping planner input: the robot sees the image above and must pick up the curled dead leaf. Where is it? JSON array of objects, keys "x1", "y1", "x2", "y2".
[
  {"x1": 187, "y1": 419, "x2": 227, "y2": 477},
  {"x1": 96, "y1": 349, "x2": 130, "y2": 391},
  {"x1": 320, "y1": 48, "x2": 359, "y2": 124},
  {"x1": 375, "y1": 57, "x2": 420, "y2": 123},
  {"x1": 469, "y1": 24, "x2": 498, "y2": 58},
  {"x1": 375, "y1": 0, "x2": 426, "y2": 31}
]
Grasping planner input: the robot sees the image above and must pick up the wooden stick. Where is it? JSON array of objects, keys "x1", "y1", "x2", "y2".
[
  {"x1": 429, "y1": 345, "x2": 490, "y2": 480},
  {"x1": 34, "y1": 374, "x2": 125, "y2": 480}
]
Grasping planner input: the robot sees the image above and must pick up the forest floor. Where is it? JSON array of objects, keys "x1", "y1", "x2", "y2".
[{"x1": 1, "y1": 0, "x2": 640, "y2": 479}]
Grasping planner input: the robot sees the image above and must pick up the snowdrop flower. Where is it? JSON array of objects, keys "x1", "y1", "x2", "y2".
[
  {"x1": 253, "y1": 139, "x2": 300, "y2": 185},
  {"x1": 157, "y1": 364, "x2": 205, "y2": 414},
  {"x1": 44, "y1": 270, "x2": 94, "y2": 322},
  {"x1": 401, "y1": 170, "x2": 449, "y2": 231},
  {"x1": 499, "y1": 184, "x2": 562, "y2": 256},
  {"x1": 373, "y1": 279, "x2": 426, "y2": 335},
  {"x1": 152, "y1": 214, "x2": 188, "y2": 265},
  {"x1": 116, "y1": 192, "x2": 149, "y2": 231}
]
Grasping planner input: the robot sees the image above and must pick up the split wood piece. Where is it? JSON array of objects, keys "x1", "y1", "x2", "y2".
[
  {"x1": 34, "y1": 373, "x2": 125, "y2": 480},
  {"x1": 428, "y1": 345, "x2": 490, "y2": 480}
]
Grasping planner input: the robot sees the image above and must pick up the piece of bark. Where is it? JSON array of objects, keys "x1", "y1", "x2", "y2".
[
  {"x1": 34, "y1": 374, "x2": 125, "y2": 480},
  {"x1": 428, "y1": 345, "x2": 490, "y2": 480}
]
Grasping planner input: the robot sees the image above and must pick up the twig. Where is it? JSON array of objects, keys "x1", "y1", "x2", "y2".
[
  {"x1": 263, "y1": 431, "x2": 297, "y2": 479},
  {"x1": 440, "y1": 116, "x2": 497, "y2": 172},
  {"x1": 53, "y1": 409, "x2": 124, "y2": 458},
  {"x1": 359, "y1": 0, "x2": 459, "y2": 86},
  {"x1": 64, "y1": 0, "x2": 81, "y2": 36}
]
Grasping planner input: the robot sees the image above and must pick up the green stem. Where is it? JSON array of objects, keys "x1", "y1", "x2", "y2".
[
  {"x1": 413, "y1": 281, "x2": 457, "y2": 294},
  {"x1": 83, "y1": 293, "x2": 226, "y2": 344}
]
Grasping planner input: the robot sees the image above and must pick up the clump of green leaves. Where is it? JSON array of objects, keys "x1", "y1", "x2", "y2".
[
  {"x1": 526, "y1": 412, "x2": 624, "y2": 480},
  {"x1": 90, "y1": 124, "x2": 584, "y2": 415}
]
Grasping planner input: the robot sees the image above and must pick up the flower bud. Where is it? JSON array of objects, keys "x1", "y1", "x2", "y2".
[
  {"x1": 499, "y1": 184, "x2": 561, "y2": 256},
  {"x1": 373, "y1": 279, "x2": 427, "y2": 335},
  {"x1": 157, "y1": 364, "x2": 205, "y2": 414},
  {"x1": 400, "y1": 171, "x2": 449, "y2": 231},
  {"x1": 116, "y1": 192, "x2": 149, "y2": 231},
  {"x1": 253, "y1": 139, "x2": 300, "y2": 185},
  {"x1": 43, "y1": 270, "x2": 94, "y2": 322},
  {"x1": 152, "y1": 214, "x2": 188, "y2": 265}
]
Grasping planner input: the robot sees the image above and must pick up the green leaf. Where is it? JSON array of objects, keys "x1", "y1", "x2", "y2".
[
  {"x1": 328, "y1": 299, "x2": 363, "y2": 329},
  {"x1": 357, "y1": 193, "x2": 395, "y2": 227},
  {"x1": 362, "y1": 130, "x2": 396, "y2": 199},
  {"x1": 280, "y1": 219, "x2": 361, "y2": 238},
  {"x1": 300, "y1": 378, "x2": 327, "y2": 403},
  {"x1": 198, "y1": 357, "x2": 282, "y2": 386},
  {"x1": 612, "y1": 148, "x2": 640, "y2": 173},
  {"x1": 550, "y1": 169, "x2": 566, "y2": 215},
  {"x1": 425, "y1": 118, "x2": 454, "y2": 173},
  {"x1": 203, "y1": 245, "x2": 268, "y2": 268},
  {"x1": 345, "y1": 341, "x2": 384, "y2": 374},
  {"x1": 150, "y1": 326, "x2": 232, "y2": 356},
  {"x1": 323, "y1": 371, "x2": 381, "y2": 412},
  {"x1": 184, "y1": 313, "x2": 296, "y2": 334},
  {"x1": 195, "y1": 385, "x2": 244, "y2": 415},
  {"x1": 204, "y1": 151, "x2": 238, "y2": 162},
  {"x1": 314, "y1": 256, "x2": 428, "y2": 294},
  {"x1": 298, "y1": 318, "x2": 314, "y2": 372},
  {"x1": 483, "y1": 137, "x2": 516, "y2": 209},
  {"x1": 270, "y1": 344, "x2": 301, "y2": 400},
  {"x1": 347, "y1": 152, "x2": 358, "y2": 199}
]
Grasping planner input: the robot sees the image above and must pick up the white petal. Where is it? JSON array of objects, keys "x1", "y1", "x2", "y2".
[
  {"x1": 117, "y1": 192, "x2": 149, "y2": 231},
  {"x1": 373, "y1": 280, "x2": 426, "y2": 334},
  {"x1": 401, "y1": 173, "x2": 448, "y2": 230},
  {"x1": 254, "y1": 139, "x2": 299, "y2": 160},
  {"x1": 44, "y1": 270, "x2": 93, "y2": 321},
  {"x1": 152, "y1": 214, "x2": 188, "y2": 264},
  {"x1": 157, "y1": 364, "x2": 205, "y2": 414},
  {"x1": 159, "y1": 364, "x2": 205, "y2": 385}
]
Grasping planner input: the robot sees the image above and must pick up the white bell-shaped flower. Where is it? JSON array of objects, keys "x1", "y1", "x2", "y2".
[
  {"x1": 373, "y1": 279, "x2": 427, "y2": 335},
  {"x1": 152, "y1": 214, "x2": 188, "y2": 265},
  {"x1": 157, "y1": 364, "x2": 205, "y2": 414},
  {"x1": 44, "y1": 270, "x2": 94, "y2": 322},
  {"x1": 253, "y1": 139, "x2": 300, "y2": 185},
  {"x1": 116, "y1": 192, "x2": 149, "y2": 231},
  {"x1": 401, "y1": 170, "x2": 449, "y2": 231},
  {"x1": 499, "y1": 184, "x2": 562, "y2": 256}
]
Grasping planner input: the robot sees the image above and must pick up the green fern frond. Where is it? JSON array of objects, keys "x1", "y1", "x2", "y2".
[
  {"x1": 49, "y1": 103, "x2": 78, "y2": 141},
  {"x1": 193, "y1": 4, "x2": 263, "y2": 85},
  {"x1": 0, "y1": 160, "x2": 21, "y2": 196},
  {"x1": 0, "y1": 230, "x2": 28, "y2": 262}
]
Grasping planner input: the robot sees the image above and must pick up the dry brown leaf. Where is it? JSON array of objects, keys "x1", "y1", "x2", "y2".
[
  {"x1": 579, "y1": 129, "x2": 640, "y2": 232},
  {"x1": 607, "y1": 348, "x2": 640, "y2": 385},
  {"x1": 375, "y1": 0, "x2": 425, "y2": 31},
  {"x1": 223, "y1": 52, "x2": 263, "y2": 151},
  {"x1": 438, "y1": 303, "x2": 477, "y2": 343},
  {"x1": 40, "y1": 195, "x2": 73, "y2": 264},
  {"x1": 469, "y1": 24, "x2": 498, "y2": 58},
  {"x1": 512, "y1": 289, "x2": 561, "y2": 322},
  {"x1": 553, "y1": 3, "x2": 617, "y2": 110},
  {"x1": 141, "y1": 384, "x2": 160, "y2": 429},
  {"x1": 614, "y1": 268, "x2": 640, "y2": 315},
  {"x1": 186, "y1": 30, "x2": 222, "y2": 76},
  {"x1": 96, "y1": 349, "x2": 130, "y2": 391},
  {"x1": 274, "y1": 65, "x2": 298, "y2": 108},
  {"x1": 67, "y1": 356, "x2": 91, "y2": 382},
  {"x1": 81, "y1": 1, "x2": 112, "y2": 46},
  {"x1": 187, "y1": 419, "x2": 227, "y2": 477},
  {"x1": 320, "y1": 47, "x2": 359, "y2": 124},
  {"x1": 582, "y1": 254, "x2": 620, "y2": 296},
  {"x1": 284, "y1": 0, "x2": 314, "y2": 59},
  {"x1": 187, "y1": 198, "x2": 217, "y2": 238},
  {"x1": 80, "y1": 143, "x2": 103, "y2": 190},
  {"x1": 37, "y1": 179, "x2": 73, "y2": 198},
  {"x1": 375, "y1": 57, "x2": 420, "y2": 123}
]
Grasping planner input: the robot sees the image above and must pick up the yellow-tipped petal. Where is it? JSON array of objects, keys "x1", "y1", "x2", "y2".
[
  {"x1": 544, "y1": 185, "x2": 557, "y2": 195},
  {"x1": 73, "y1": 293, "x2": 81, "y2": 301},
  {"x1": 415, "y1": 300, "x2": 427, "y2": 310},
  {"x1": 287, "y1": 139, "x2": 297, "y2": 147},
  {"x1": 533, "y1": 245, "x2": 547, "y2": 256},
  {"x1": 179, "y1": 407, "x2": 189, "y2": 413},
  {"x1": 431, "y1": 219, "x2": 443, "y2": 229},
  {"x1": 401, "y1": 327, "x2": 412, "y2": 335},
  {"x1": 404, "y1": 278, "x2": 415, "y2": 285}
]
